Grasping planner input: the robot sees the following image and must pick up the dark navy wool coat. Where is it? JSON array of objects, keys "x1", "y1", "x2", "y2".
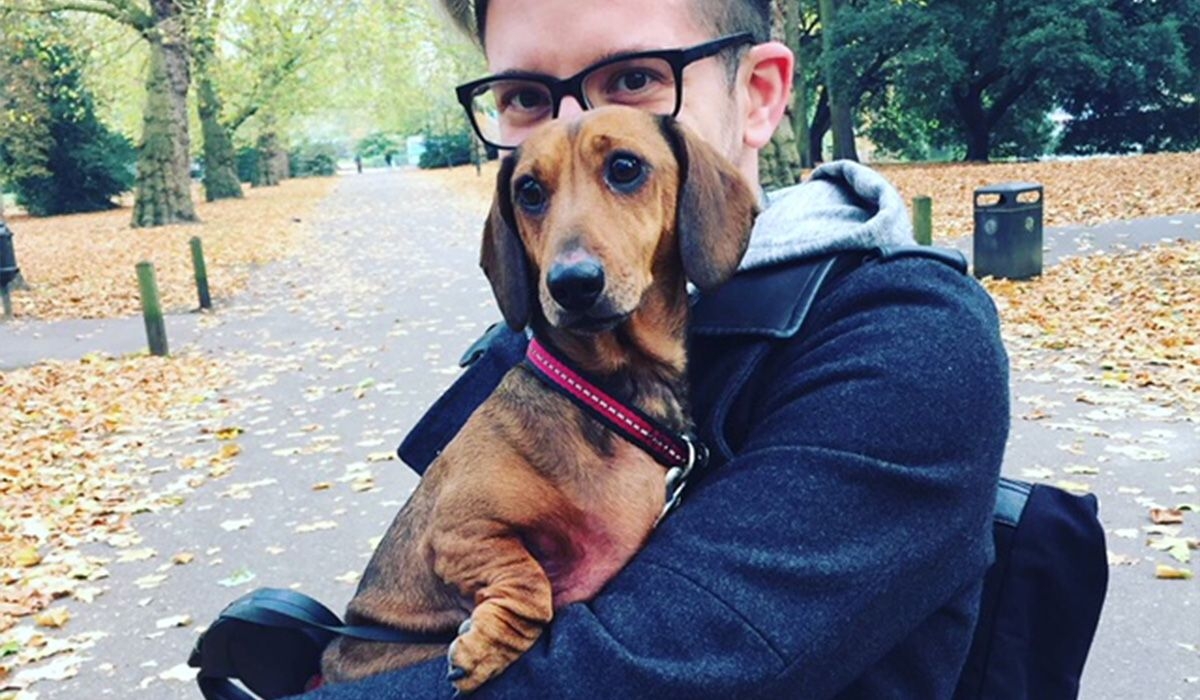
[{"x1": 296, "y1": 251, "x2": 1010, "y2": 699}]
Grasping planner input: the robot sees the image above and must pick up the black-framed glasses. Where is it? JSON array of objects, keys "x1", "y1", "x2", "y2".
[{"x1": 455, "y1": 32, "x2": 755, "y2": 150}]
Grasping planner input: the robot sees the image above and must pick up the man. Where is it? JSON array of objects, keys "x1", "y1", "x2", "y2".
[{"x1": 300, "y1": 1, "x2": 1008, "y2": 697}]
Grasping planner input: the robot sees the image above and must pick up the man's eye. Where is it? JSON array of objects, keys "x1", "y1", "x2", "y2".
[
  {"x1": 499, "y1": 88, "x2": 550, "y2": 113},
  {"x1": 614, "y1": 70, "x2": 652, "y2": 93},
  {"x1": 515, "y1": 177, "x2": 548, "y2": 213}
]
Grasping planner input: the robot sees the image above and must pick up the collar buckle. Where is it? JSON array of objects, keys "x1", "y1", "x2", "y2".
[{"x1": 657, "y1": 435, "x2": 707, "y2": 525}]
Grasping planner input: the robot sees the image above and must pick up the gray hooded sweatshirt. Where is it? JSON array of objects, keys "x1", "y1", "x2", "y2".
[{"x1": 741, "y1": 160, "x2": 916, "y2": 270}]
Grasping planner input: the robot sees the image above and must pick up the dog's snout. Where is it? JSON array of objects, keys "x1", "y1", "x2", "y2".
[{"x1": 548, "y1": 258, "x2": 605, "y2": 312}]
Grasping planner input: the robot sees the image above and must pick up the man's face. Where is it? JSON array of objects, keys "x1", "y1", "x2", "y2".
[{"x1": 482, "y1": 0, "x2": 746, "y2": 168}]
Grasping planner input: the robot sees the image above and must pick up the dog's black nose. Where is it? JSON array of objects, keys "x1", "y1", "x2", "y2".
[{"x1": 547, "y1": 259, "x2": 605, "y2": 312}]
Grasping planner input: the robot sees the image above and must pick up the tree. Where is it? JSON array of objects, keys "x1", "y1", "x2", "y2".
[
  {"x1": 878, "y1": 0, "x2": 1112, "y2": 162},
  {"x1": 0, "y1": 17, "x2": 135, "y2": 216},
  {"x1": 194, "y1": 0, "x2": 344, "y2": 194},
  {"x1": 1056, "y1": 0, "x2": 1199, "y2": 154},
  {"x1": 191, "y1": 0, "x2": 242, "y2": 201},
  {"x1": 4, "y1": 0, "x2": 199, "y2": 226},
  {"x1": 817, "y1": 0, "x2": 859, "y2": 161}
]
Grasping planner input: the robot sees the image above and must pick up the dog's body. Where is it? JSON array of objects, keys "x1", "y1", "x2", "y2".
[{"x1": 321, "y1": 107, "x2": 757, "y2": 693}]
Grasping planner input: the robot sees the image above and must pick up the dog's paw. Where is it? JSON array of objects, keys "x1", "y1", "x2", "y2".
[{"x1": 446, "y1": 612, "x2": 537, "y2": 694}]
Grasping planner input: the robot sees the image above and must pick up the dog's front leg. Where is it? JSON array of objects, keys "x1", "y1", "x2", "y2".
[{"x1": 431, "y1": 521, "x2": 553, "y2": 693}]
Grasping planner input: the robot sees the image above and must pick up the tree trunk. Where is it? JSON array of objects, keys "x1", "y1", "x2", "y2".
[
  {"x1": 965, "y1": 123, "x2": 991, "y2": 162},
  {"x1": 781, "y1": 0, "x2": 812, "y2": 168},
  {"x1": 817, "y1": 0, "x2": 859, "y2": 162},
  {"x1": 193, "y1": 28, "x2": 243, "y2": 203},
  {"x1": 254, "y1": 131, "x2": 287, "y2": 187},
  {"x1": 198, "y1": 76, "x2": 244, "y2": 201},
  {"x1": 954, "y1": 86, "x2": 992, "y2": 162},
  {"x1": 810, "y1": 87, "x2": 830, "y2": 163},
  {"x1": 132, "y1": 1, "x2": 197, "y2": 228},
  {"x1": 762, "y1": 112, "x2": 803, "y2": 188}
]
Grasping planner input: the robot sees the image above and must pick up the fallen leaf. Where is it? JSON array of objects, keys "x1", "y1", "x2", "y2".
[
  {"x1": 1150, "y1": 508, "x2": 1185, "y2": 525},
  {"x1": 1107, "y1": 551, "x2": 1138, "y2": 566},
  {"x1": 135, "y1": 574, "x2": 168, "y2": 590},
  {"x1": 117, "y1": 548, "x2": 157, "y2": 563},
  {"x1": 220, "y1": 518, "x2": 254, "y2": 532},
  {"x1": 1149, "y1": 537, "x2": 1195, "y2": 564},
  {"x1": 218, "y1": 568, "x2": 256, "y2": 588},
  {"x1": 159, "y1": 662, "x2": 198, "y2": 682},
  {"x1": 155, "y1": 614, "x2": 193, "y2": 629},
  {"x1": 215, "y1": 427, "x2": 245, "y2": 441},
  {"x1": 1021, "y1": 466, "x2": 1054, "y2": 480},
  {"x1": 1155, "y1": 564, "x2": 1194, "y2": 580},
  {"x1": 13, "y1": 547, "x2": 42, "y2": 568},
  {"x1": 34, "y1": 607, "x2": 70, "y2": 629},
  {"x1": 294, "y1": 521, "x2": 337, "y2": 534}
]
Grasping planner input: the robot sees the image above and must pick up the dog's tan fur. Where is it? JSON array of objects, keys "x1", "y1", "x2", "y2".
[{"x1": 320, "y1": 107, "x2": 757, "y2": 693}]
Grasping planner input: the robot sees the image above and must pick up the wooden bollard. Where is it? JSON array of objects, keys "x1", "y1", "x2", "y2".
[
  {"x1": 1, "y1": 283, "x2": 12, "y2": 321},
  {"x1": 136, "y1": 261, "x2": 169, "y2": 357},
  {"x1": 912, "y1": 196, "x2": 932, "y2": 246},
  {"x1": 190, "y1": 236, "x2": 212, "y2": 310}
]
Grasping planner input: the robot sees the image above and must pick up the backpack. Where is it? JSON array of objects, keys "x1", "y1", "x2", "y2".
[{"x1": 188, "y1": 246, "x2": 1108, "y2": 699}]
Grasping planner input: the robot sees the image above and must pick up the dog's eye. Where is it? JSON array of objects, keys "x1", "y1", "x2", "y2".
[
  {"x1": 515, "y1": 177, "x2": 547, "y2": 213},
  {"x1": 606, "y1": 155, "x2": 645, "y2": 191}
]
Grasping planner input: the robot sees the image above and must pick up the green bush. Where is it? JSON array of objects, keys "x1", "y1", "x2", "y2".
[
  {"x1": 418, "y1": 131, "x2": 474, "y2": 169},
  {"x1": 0, "y1": 31, "x2": 135, "y2": 216},
  {"x1": 289, "y1": 142, "x2": 338, "y2": 178},
  {"x1": 356, "y1": 132, "x2": 402, "y2": 162},
  {"x1": 235, "y1": 147, "x2": 260, "y2": 184}
]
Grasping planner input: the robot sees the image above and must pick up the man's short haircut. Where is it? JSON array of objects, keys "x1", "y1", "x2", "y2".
[{"x1": 442, "y1": 0, "x2": 770, "y2": 78}]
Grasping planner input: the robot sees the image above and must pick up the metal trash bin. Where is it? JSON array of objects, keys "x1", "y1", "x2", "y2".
[
  {"x1": 0, "y1": 221, "x2": 19, "y2": 288},
  {"x1": 973, "y1": 182, "x2": 1043, "y2": 280}
]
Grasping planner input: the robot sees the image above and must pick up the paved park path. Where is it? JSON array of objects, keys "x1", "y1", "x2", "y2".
[{"x1": 4, "y1": 169, "x2": 1198, "y2": 699}]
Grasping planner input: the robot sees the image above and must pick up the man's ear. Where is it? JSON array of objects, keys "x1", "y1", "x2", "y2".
[
  {"x1": 479, "y1": 153, "x2": 531, "y2": 330},
  {"x1": 740, "y1": 42, "x2": 794, "y2": 150},
  {"x1": 658, "y1": 117, "x2": 758, "y2": 291}
]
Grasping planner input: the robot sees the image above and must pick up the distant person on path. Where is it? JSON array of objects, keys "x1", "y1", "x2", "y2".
[
  {"x1": 355, "y1": 154, "x2": 363, "y2": 173},
  {"x1": 300, "y1": 1, "x2": 1008, "y2": 698}
]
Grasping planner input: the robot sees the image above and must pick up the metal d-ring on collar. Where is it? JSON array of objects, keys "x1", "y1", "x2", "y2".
[
  {"x1": 522, "y1": 337, "x2": 709, "y2": 522},
  {"x1": 658, "y1": 434, "x2": 707, "y2": 525}
]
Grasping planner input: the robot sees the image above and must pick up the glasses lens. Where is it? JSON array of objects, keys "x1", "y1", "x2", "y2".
[
  {"x1": 582, "y1": 57, "x2": 678, "y2": 114},
  {"x1": 469, "y1": 80, "x2": 554, "y2": 148}
]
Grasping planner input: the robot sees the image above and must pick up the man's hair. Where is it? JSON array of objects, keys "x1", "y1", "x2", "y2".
[{"x1": 442, "y1": 0, "x2": 770, "y2": 78}]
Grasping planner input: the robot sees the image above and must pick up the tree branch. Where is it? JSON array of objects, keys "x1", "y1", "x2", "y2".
[{"x1": 0, "y1": 0, "x2": 150, "y2": 30}]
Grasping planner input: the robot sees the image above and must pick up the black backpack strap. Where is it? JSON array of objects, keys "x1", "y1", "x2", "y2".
[
  {"x1": 870, "y1": 244, "x2": 969, "y2": 273},
  {"x1": 189, "y1": 588, "x2": 455, "y2": 700}
]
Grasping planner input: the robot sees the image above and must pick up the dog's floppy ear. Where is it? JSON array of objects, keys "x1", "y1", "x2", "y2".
[
  {"x1": 658, "y1": 116, "x2": 758, "y2": 291},
  {"x1": 480, "y1": 153, "x2": 532, "y2": 330}
]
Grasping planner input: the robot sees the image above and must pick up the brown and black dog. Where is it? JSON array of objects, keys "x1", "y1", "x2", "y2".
[{"x1": 321, "y1": 106, "x2": 757, "y2": 693}]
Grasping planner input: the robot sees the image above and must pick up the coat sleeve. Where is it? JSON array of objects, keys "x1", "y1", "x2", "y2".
[{"x1": 294, "y1": 257, "x2": 1010, "y2": 700}]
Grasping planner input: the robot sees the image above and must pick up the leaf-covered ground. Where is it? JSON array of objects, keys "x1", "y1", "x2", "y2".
[
  {"x1": 0, "y1": 353, "x2": 231, "y2": 691},
  {"x1": 985, "y1": 240, "x2": 1200, "y2": 416},
  {"x1": 3, "y1": 178, "x2": 334, "y2": 321},
  {"x1": 429, "y1": 151, "x2": 1200, "y2": 240}
]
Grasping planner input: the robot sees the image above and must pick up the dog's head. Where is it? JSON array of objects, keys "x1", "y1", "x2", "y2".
[{"x1": 480, "y1": 106, "x2": 758, "y2": 333}]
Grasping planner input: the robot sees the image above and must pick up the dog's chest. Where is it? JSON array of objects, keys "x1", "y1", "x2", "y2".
[{"x1": 527, "y1": 442, "x2": 666, "y2": 607}]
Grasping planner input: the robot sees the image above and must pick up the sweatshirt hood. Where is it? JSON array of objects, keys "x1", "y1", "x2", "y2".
[{"x1": 739, "y1": 160, "x2": 915, "y2": 271}]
